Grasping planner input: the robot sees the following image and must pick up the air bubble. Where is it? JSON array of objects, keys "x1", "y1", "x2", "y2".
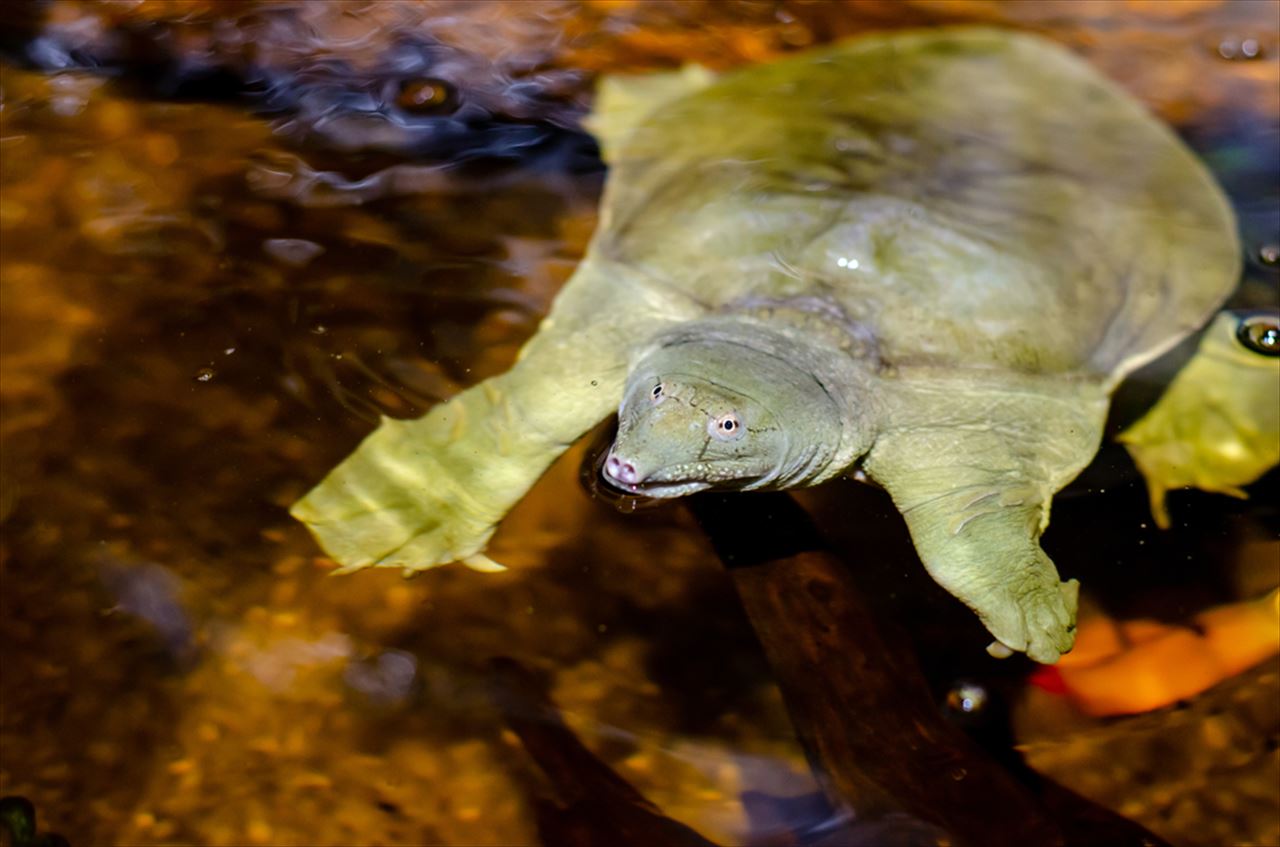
[
  {"x1": 194, "y1": 367, "x2": 215, "y2": 382},
  {"x1": 945, "y1": 680, "x2": 988, "y2": 715},
  {"x1": 396, "y1": 78, "x2": 456, "y2": 114},
  {"x1": 264, "y1": 238, "x2": 325, "y2": 267},
  {"x1": 1217, "y1": 36, "x2": 1265, "y2": 61}
]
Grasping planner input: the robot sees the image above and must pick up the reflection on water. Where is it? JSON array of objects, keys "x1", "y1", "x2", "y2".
[{"x1": 0, "y1": 2, "x2": 1277, "y2": 845}]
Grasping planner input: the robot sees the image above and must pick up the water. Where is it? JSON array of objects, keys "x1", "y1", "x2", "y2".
[{"x1": 0, "y1": 2, "x2": 1277, "y2": 845}]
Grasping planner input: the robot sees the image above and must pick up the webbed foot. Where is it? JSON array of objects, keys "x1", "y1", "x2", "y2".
[{"x1": 979, "y1": 572, "x2": 1078, "y2": 664}]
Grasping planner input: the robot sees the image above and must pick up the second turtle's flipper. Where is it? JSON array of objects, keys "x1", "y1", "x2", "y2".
[
  {"x1": 1119, "y1": 310, "x2": 1280, "y2": 529},
  {"x1": 865, "y1": 384, "x2": 1108, "y2": 663}
]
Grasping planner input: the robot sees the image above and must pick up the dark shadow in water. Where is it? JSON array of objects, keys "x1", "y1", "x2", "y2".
[{"x1": 687, "y1": 488, "x2": 1173, "y2": 847}]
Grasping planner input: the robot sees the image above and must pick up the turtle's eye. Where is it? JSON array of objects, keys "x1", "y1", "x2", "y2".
[
  {"x1": 650, "y1": 383, "x2": 665, "y2": 403},
  {"x1": 709, "y1": 412, "x2": 744, "y2": 441},
  {"x1": 1236, "y1": 314, "x2": 1280, "y2": 356}
]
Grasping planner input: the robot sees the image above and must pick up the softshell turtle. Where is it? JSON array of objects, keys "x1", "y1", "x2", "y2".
[
  {"x1": 292, "y1": 29, "x2": 1240, "y2": 663},
  {"x1": 1120, "y1": 309, "x2": 1279, "y2": 528}
]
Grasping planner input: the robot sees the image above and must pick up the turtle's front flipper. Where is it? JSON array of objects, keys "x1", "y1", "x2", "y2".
[
  {"x1": 291, "y1": 259, "x2": 670, "y2": 573},
  {"x1": 864, "y1": 383, "x2": 1109, "y2": 663}
]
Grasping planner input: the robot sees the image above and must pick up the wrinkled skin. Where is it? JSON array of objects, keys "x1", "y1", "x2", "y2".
[
  {"x1": 1120, "y1": 310, "x2": 1280, "y2": 528},
  {"x1": 605, "y1": 335, "x2": 845, "y2": 498},
  {"x1": 292, "y1": 29, "x2": 1240, "y2": 663}
]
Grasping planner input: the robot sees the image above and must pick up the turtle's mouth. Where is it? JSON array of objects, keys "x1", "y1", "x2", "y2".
[
  {"x1": 603, "y1": 477, "x2": 712, "y2": 499},
  {"x1": 602, "y1": 459, "x2": 763, "y2": 499},
  {"x1": 599, "y1": 453, "x2": 714, "y2": 499}
]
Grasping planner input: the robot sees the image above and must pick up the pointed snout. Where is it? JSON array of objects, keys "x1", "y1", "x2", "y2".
[
  {"x1": 603, "y1": 452, "x2": 640, "y2": 486},
  {"x1": 600, "y1": 442, "x2": 713, "y2": 499}
]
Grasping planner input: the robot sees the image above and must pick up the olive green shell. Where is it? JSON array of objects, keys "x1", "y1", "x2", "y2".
[{"x1": 591, "y1": 28, "x2": 1239, "y2": 383}]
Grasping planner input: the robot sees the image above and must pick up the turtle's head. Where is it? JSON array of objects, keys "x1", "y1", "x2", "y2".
[{"x1": 603, "y1": 338, "x2": 844, "y2": 498}]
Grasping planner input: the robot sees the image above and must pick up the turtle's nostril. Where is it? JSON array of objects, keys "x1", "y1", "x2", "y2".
[{"x1": 604, "y1": 454, "x2": 639, "y2": 484}]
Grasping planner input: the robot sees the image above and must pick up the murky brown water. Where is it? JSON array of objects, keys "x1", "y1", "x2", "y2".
[{"x1": 1, "y1": 2, "x2": 1277, "y2": 845}]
